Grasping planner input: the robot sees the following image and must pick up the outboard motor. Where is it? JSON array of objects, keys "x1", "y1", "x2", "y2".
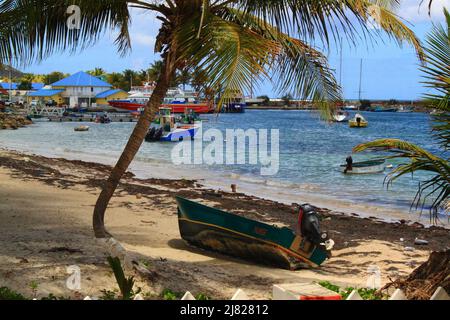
[
  {"x1": 145, "y1": 127, "x2": 156, "y2": 142},
  {"x1": 297, "y1": 204, "x2": 328, "y2": 246},
  {"x1": 153, "y1": 127, "x2": 164, "y2": 141}
]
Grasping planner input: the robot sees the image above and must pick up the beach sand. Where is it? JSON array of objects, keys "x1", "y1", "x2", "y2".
[{"x1": 0, "y1": 149, "x2": 448, "y2": 299}]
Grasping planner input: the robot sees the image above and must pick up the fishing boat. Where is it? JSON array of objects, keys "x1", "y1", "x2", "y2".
[
  {"x1": 145, "y1": 108, "x2": 199, "y2": 142},
  {"x1": 176, "y1": 197, "x2": 334, "y2": 270},
  {"x1": 349, "y1": 113, "x2": 368, "y2": 128},
  {"x1": 109, "y1": 84, "x2": 213, "y2": 114},
  {"x1": 340, "y1": 159, "x2": 386, "y2": 174}
]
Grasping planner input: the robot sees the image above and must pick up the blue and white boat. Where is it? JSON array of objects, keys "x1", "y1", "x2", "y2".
[{"x1": 145, "y1": 108, "x2": 199, "y2": 142}]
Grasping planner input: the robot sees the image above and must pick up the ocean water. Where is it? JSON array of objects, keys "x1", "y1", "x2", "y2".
[{"x1": 0, "y1": 110, "x2": 446, "y2": 222}]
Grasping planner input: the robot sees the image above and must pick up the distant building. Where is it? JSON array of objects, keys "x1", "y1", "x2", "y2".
[
  {"x1": 0, "y1": 82, "x2": 45, "y2": 102},
  {"x1": 27, "y1": 71, "x2": 128, "y2": 107}
]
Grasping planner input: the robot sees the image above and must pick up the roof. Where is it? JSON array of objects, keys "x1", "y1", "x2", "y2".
[
  {"x1": 96, "y1": 89, "x2": 125, "y2": 99},
  {"x1": 51, "y1": 71, "x2": 112, "y2": 87},
  {"x1": 0, "y1": 82, "x2": 45, "y2": 90},
  {"x1": 32, "y1": 83, "x2": 45, "y2": 90},
  {"x1": 28, "y1": 89, "x2": 64, "y2": 97},
  {"x1": 0, "y1": 83, "x2": 17, "y2": 90}
]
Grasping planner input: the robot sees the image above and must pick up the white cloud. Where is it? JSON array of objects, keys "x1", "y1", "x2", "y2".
[{"x1": 398, "y1": 0, "x2": 449, "y2": 23}]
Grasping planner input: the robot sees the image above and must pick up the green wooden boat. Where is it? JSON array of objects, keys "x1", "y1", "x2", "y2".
[{"x1": 176, "y1": 196, "x2": 333, "y2": 270}]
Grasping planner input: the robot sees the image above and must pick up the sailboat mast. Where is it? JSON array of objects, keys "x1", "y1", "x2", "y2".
[
  {"x1": 358, "y1": 59, "x2": 363, "y2": 101},
  {"x1": 339, "y1": 38, "x2": 343, "y2": 89},
  {"x1": 8, "y1": 56, "x2": 12, "y2": 103}
]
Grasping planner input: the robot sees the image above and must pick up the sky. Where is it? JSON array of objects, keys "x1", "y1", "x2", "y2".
[{"x1": 20, "y1": 0, "x2": 450, "y2": 100}]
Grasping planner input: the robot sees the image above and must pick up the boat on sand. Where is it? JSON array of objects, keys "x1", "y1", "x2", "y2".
[{"x1": 176, "y1": 196, "x2": 334, "y2": 270}]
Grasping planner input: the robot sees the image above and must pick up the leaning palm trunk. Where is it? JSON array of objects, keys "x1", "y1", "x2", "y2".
[{"x1": 93, "y1": 59, "x2": 173, "y2": 238}]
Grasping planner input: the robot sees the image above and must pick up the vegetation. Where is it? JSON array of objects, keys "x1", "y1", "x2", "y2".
[
  {"x1": 161, "y1": 289, "x2": 182, "y2": 300},
  {"x1": 360, "y1": 99, "x2": 372, "y2": 110},
  {"x1": 107, "y1": 256, "x2": 137, "y2": 300},
  {"x1": 0, "y1": 287, "x2": 27, "y2": 300},
  {"x1": 318, "y1": 281, "x2": 388, "y2": 300},
  {"x1": 0, "y1": 1, "x2": 425, "y2": 238},
  {"x1": 354, "y1": 9, "x2": 450, "y2": 222}
]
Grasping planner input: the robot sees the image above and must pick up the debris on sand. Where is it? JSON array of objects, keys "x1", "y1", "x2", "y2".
[{"x1": 380, "y1": 250, "x2": 450, "y2": 300}]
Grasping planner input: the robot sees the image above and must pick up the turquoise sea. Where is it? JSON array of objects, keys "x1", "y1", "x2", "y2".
[{"x1": 0, "y1": 110, "x2": 446, "y2": 222}]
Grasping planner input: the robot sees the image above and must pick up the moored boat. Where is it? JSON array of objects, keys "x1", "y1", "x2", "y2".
[
  {"x1": 74, "y1": 125, "x2": 89, "y2": 132},
  {"x1": 340, "y1": 159, "x2": 386, "y2": 174},
  {"x1": 145, "y1": 108, "x2": 199, "y2": 142},
  {"x1": 109, "y1": 85, "x2": 213, "y2": 114},
  {"x1": 332, "y1": 110, "x2": 349, "y2": 122},
  {"x1": 349, "y1": 113, "x2": 368, "y2": 128},
  {"x1": 176, "y1": 196, "x2": 334, "y2": 270},
  {"x1": 28, "y1": 115, "x2": 50, "y2": 122}
]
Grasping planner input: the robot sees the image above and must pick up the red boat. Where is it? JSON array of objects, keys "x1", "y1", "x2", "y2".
[{"x1": 108, "y1": 87, "x2": 213, "y2": 114}]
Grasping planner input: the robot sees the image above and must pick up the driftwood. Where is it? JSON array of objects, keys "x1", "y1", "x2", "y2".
[{"x1": 380, "y1": 250, "x2": 450, "y2": 300}]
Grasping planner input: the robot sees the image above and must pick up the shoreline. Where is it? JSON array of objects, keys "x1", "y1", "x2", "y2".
[
  {"x1": 1, "y1": 141, "x2": 444, "y2": 228},
  {"x1": 0, "y1": 149, "x2": 449, "y2": 299}
]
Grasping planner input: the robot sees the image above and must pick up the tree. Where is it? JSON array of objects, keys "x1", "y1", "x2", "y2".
[
  {"x1": 0, "y1": 1, "x2": 424, "y2": 238},
  {"x1": 45, "y1": 71, "x2": 66, "y2": 85},
  {"x1": 88, "y1": 67, "x2": 106, "y2": 77},
  {"x1": 354, "y1": 9, "x2": 450, "y2": 223},
  {"x1": 176, "y1": 68, "x2": 192, "y2": 90},
  {"x1": 360, "y1": 99, "x2": 372, "y2": 110},
  {"x1": 18, "y1": 80, "x2": 32, "y2": 90},
  {"x1": 282, "y1": 93, "x2": 293, "y2": 106},
  {"x1": 257, "y1": 95, "x2": 270, "y2": 105}
]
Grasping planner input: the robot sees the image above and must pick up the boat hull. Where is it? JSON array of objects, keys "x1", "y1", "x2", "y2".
[
  {"x1": 176, "y1": 197, "x2": 330, "y2": 270},
  {"x1": 341, "y1": 160, "x2": 386, "y2": 174},
  {"x1": 109, "y1": 100, "x2": 212, "y2": 114},
  {"x1": 161, "y1": 126, "x2": 199, "y2": 142}
]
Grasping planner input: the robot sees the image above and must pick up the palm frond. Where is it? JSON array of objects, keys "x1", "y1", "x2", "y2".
[
  {"x1": 174, "y1": 9, "x2": 341, "y2": 116},
  {"x1": 228, "y1": 0, "x2": 424, "y2": 60},
  {"x1": 0, "y1": 0, "x2": 132, "y2": 65},
  {"x1": 354, "y1": 139, "x2": 450, "y2": 221}
]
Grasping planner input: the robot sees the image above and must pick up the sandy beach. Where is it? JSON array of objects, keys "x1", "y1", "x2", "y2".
[{"x1": 0, "y1": 149, "x2": 448, "y2": 299}]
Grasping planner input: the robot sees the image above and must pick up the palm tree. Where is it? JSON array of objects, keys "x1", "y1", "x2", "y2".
[
  {"x1": 0, "y1": 1, "x2": 424, "y2": 238},
  {"x1": 88, "y1": 67, "x2": 106, "y2": 77},
  {"x1": 354, "y1": 9, "x2": 450, "y2": 223}
]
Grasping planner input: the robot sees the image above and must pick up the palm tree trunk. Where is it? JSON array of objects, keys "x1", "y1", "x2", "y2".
[{"x1": 93, "y1": 59, "x2": 173, "y2": 238}]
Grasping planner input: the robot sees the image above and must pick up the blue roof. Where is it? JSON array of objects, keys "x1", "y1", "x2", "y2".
[
  {"x1": 96, "y1": 89, "x2": 124, "y2": 98},
  {"x1": 51, "y1": 71, "x2": 112, "y2": 87},
  {"x1": 0, "y1": 82, "x2": 45, "y2": 90},
  {"x1": 0, "y1": 83, "x2": 18, "y2": 90},
  {"x1": 32, "y1": 83, "x2": 45, "y2": 90},
  {"x1": 28, "y1": 89, "x2": 64, "y2": 97}
]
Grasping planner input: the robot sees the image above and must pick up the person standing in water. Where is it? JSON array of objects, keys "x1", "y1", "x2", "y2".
[{"x1": 344, "y1": 155, "x2": 353, "y2": 174}]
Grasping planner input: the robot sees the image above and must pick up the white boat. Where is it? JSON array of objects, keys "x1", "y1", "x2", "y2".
[
  {"x1": 341, "y1": 159, "x2": 386, "y2": 174},
  {"x1": 333, "y1": 110, "x2": 349, "y2": 122},
  {"x1": 342, "y1": 105, "x2": 358, "y2": 111},
  {"x1": 29, "y1": 115, "x2": 50, "y2": 122}
]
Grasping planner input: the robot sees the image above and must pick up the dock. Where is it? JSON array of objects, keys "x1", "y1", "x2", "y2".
[{"x1": 48, "y1": 113, "x2": 139, "y2": 123}]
